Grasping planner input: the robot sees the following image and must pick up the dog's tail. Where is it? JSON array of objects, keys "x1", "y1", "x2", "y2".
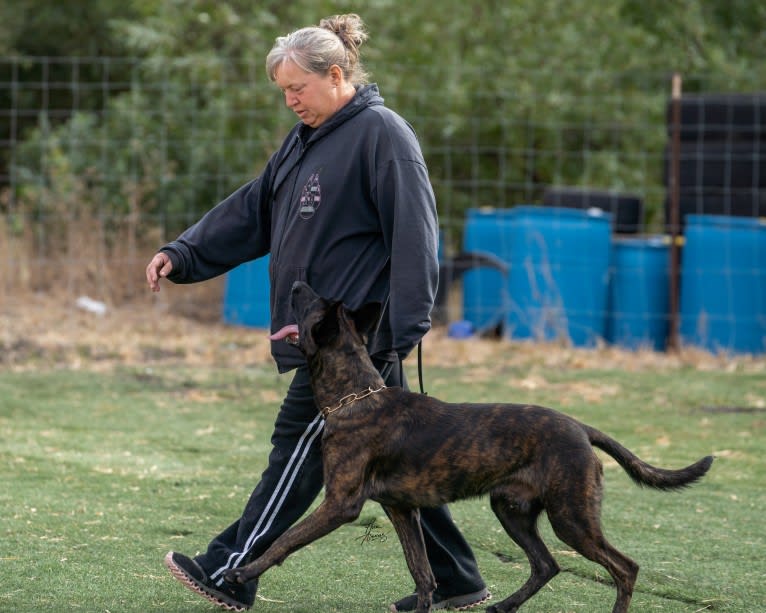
[{"x1": 585, "y1": 425, "x2": 714, "y2": 491}]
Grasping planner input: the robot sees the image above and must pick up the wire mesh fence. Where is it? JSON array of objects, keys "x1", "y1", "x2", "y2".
[{"x1": 1, "y1": 56, "x2": 764, "y2": 353}]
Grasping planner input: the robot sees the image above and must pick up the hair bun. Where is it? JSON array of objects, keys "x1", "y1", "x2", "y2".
[{"x1": 319, "y1": 13, "x2": 368, "y2": 50}]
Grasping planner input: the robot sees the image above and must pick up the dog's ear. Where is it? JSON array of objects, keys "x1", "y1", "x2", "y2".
[{"x1": 349, "y1": 302, "x2": 382, "y2": 339}]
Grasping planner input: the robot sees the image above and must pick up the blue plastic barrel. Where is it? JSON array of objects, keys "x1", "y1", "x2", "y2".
[
  {"x1": 222, "y1": 255, "x2": 271, "y2": 328},
  {"x1": 462, "y1": 208, "x2": 514, "y2": 333},
  {"x1": 607, "y1": 237, "x2": 670, "y2": 351},
  {"x1": 505, "y1": 206, "x2": 612, "y2": 346},
  {"x1": 679, "y1": 215, "x2": 766, "y2": 354}
]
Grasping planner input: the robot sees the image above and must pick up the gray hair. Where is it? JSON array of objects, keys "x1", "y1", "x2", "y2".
[{"x1": 266, "y1": 13, "x2": 369, "y2": 85}]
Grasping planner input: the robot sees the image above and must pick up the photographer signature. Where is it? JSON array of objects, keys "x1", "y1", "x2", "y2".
[{"x1": 355, "y1": 519, "x2": 388, "y2": 545}]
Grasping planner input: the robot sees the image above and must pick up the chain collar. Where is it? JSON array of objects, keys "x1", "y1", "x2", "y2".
[{"x1": 320, "y1": 385, "x2": 387, "y2": 418}]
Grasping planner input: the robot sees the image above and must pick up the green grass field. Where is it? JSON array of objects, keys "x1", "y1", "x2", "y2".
[{"x1": 1, "y1": 358, "x2": 764, "y2": 612}]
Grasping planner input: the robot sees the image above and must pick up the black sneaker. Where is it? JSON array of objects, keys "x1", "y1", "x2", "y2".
[
  {"x1": 164, "y1": 551, "x2": 254, "y2": 612},
  {"x1": 389, "y1": 587, "x2": 491, "y2": 611}
]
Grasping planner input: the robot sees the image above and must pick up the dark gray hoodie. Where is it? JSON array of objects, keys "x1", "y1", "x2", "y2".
[{"x1": 160, "y1": 84, "x2": 439, "y2": 372}]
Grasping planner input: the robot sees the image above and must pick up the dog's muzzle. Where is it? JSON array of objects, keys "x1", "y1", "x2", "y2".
[{"x1": 270, "y1": 324, "x2": 300, "y2": 345}]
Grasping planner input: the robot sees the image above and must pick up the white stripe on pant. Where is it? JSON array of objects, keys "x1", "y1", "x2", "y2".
[{"x1": 209, "y1": 412, "x2": 325, "y2": 585}]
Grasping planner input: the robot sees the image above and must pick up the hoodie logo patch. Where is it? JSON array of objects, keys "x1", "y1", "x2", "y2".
[{"x1": 299, "y1": 170, "x2": 322, "y2": 219}]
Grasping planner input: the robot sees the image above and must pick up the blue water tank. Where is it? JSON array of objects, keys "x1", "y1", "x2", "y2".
[
  {"x1": 679, "y1": 215, "x2": 766, "y2": 354},
  {"x1": 222, "y1": 255, "x2": 271, "y2": 328},
  {"x1": 607, "y1": 237, "x2": 670, "y2": 351},
  {"x1": 505, "y1": 206, "x2": 612, "y2": 346},
  {"x1": 462, "y1": 208, "x2": 514, "y2": 333}
]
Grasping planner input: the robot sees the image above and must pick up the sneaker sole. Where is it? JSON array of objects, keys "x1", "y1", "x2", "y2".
[
  {"x1": 164, "y1": 551, "x2": 250, "y2": 612},
  {"x1": 450, "y1": 590, "x2": 491, "y2": 611},
  {"x1": 389, "y1": 588, "x2": 492, "y2": 612}
]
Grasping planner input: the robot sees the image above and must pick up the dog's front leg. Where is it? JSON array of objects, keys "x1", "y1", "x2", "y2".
[
  {"x1": 224, "y1": 496, "x2": 364, "y2": 585},
  {"x1": 385, "y1": 506, "x2": 437, "y2": 613}
]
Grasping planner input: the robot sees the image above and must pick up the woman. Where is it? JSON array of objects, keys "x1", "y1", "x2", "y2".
[{"x1": 146, "y1": 14, "x2": 488, "y2": 612}]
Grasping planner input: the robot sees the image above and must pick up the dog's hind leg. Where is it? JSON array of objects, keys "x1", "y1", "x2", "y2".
[
  {"x1": 545, "y1": 495, "x2": 638, "y2": 613},
  {"x1": 384, "y1": 506, "x2": 437, "y2": 613},
  {"x1": 487, "y1": 489, "x2": 559, "y2": 613}
]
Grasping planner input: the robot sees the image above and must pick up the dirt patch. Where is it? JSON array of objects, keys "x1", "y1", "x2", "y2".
[
  {"x1": 1, "y1": 281, "x2": 270, "y2": 372},
  {"x1": 698, "y1": 406, "x2": 766, "y2": 414},
  {"x1": 2, "y1": 286, "x2": 765, "y2": 376}
]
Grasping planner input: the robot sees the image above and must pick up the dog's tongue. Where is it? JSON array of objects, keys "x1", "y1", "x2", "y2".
[{"x1": 270, "y1": 324, "x2": 299, "y2": 342}]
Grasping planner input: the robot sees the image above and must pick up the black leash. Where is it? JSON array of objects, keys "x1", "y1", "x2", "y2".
[
  {"x1": 417, "y1": 340, "x2": 427, "y2": 395},
  {"x1": 400, "y1": 340, "x2": 427, "y2": 395}
]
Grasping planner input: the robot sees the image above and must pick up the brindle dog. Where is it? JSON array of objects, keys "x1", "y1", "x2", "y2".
[{"x1": 224, "y1": 281, "x2": 713, "y2": 613}]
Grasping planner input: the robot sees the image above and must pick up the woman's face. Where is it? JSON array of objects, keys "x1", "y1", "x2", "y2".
[{"x1": 274, "y1": 60, "x2": 345, "y2": 128}]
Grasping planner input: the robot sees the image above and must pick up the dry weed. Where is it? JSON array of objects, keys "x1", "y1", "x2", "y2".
[{"x1": 2, "y1": 284, "x2": 764, "y2": 378}]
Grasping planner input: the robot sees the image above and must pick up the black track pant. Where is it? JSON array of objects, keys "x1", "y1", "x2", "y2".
[{"x1": 194, "y1": 358, "x2": 485, "y2": 602}]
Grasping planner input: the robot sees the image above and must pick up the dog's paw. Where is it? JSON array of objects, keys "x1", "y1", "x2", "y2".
[{"x1": 223, "y1": 569, "x2": 245, "y2": 585}]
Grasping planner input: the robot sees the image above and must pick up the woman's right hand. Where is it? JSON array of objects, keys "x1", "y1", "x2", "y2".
[{"x1": 146, "y1": 252, "x2": 173, "y2": 292}]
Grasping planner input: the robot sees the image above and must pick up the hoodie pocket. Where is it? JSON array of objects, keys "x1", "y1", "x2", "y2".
[{"x1": 272, "y1": 266, "x2": 307, "y2": 328}]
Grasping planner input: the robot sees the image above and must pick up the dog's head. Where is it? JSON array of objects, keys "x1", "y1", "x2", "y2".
[{"x1": 270, "y1": 281, "x2": 381, "y2": 359}]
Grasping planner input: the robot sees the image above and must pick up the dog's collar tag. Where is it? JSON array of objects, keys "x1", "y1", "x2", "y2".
[{"x1": 320, "y1": 385, "x2": 387, "y2": 418}]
